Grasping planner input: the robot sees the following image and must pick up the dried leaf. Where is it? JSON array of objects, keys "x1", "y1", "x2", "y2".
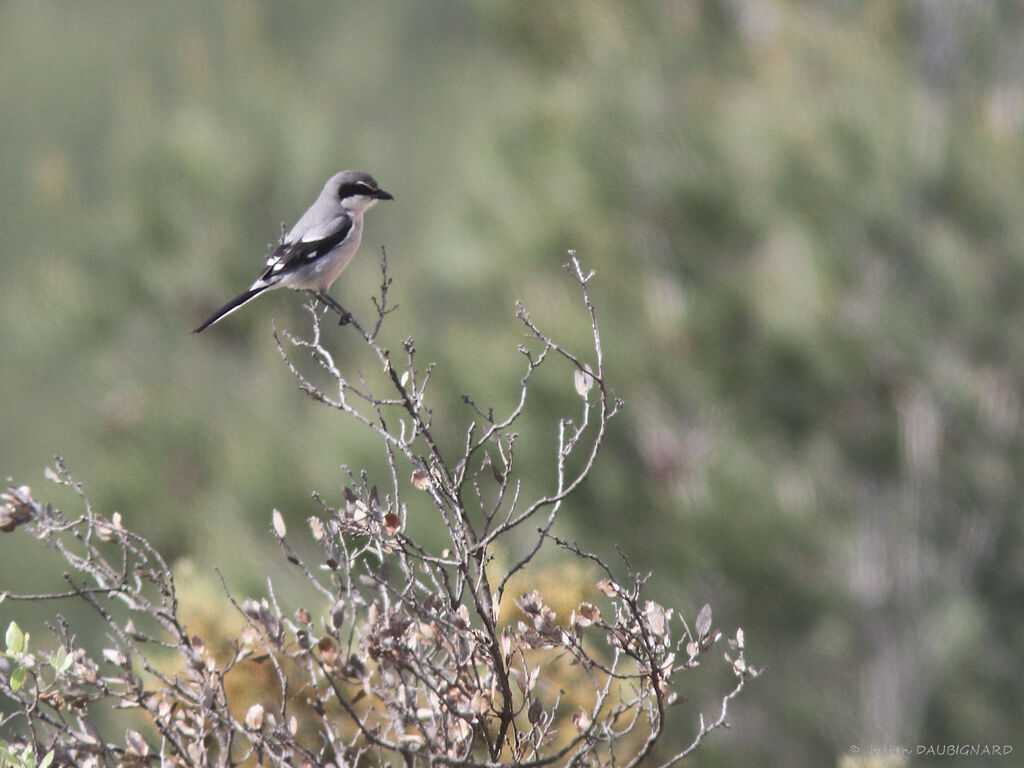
[
  {"x1": 660, "y1": 652, "x2": 676, "y2": 675},
  {"x1": 526, "y1": 664, "x2": 540, "y2": 692},
  {"x1": 240, "y1": 625, "x2": 259, "y2": 648},
  {"x1": 317, "y1": 636, "x2": 338, "y2": 666},
  {"x1": 597, "y1": 579, "x2": 618, "y2": 597},
  {"x1": 486, "y1": 453, "x2": 506, "y2": 484},
  {"x1": 124, "y1": 729, "x2": 148, "y2": 758},
  {"x1": 411, "y1": 469, "x2": 431, "y2": 490},
  {"x1": 645, "y1": 601, "x2": 667, "y2": 636},
  {"x1": 574, "y1": 364, "x2": 595, "y2": 396},
  {"x1": 383, "y1": 512, "x2": 401, "y2": 535},
  {"x1": 528, "y1": 698, "x2": 543, "y2": 725},
  {"x1": 272, "y1": 509, "x2": 287, "y2": 538},
  {"x1": 102, "y1": 648, "x2": 126, "y2": 666},
  {"x1": 0, "y1": 487, "x2": 35, "y2": 532},
  {"x1": 399, "y1": 733, "x2": 426, "y2": 748},
  {"x1": 0, "y1": 510, "x2": 16, "y2": 533},
  {"x1": 94, "y1": 516, "x2": 114, "y2": 542},
  {"x1": 696, "y1": 604, "x2": 712, "y2": 640},
  {"x1": 572, "y1": 709, "x2": 592, "y2": 731},
  {"x1": 577, "y1": 602, "x2": 601, "y2": 626},
  {"x1": 501, "y1": 630, "x2": 512, "y2": 661},
  {"x1": 4, "y1": 485, "x2": 31, "y2": 502},
  {"x1": 535, "y1": 604, "x2": 559, "y2": 636},
  {"x1": 471, "y1": 691, "x2": 490, "y2": 716},
  {"x1": 350, "y1": 501, "x2": 368, "y2": 523},
  {"x1": 76, "y1": 715, "x2": 102, "y2": 745},
  {"x1": 517, "y1": 590, "x2": 541, "y2": 614},
  {"x1": 346, "y1": 654, "x2": 367, "y2": 681},
  {"x1": 512, "y1": 668, "x2": 527, "y2": 695},
  {"x1": 245, "y1": 703, "x2": 265, "y2": 731},
  {"x1": 308, "y1": 516, "x2": 324, "y2": 540}
]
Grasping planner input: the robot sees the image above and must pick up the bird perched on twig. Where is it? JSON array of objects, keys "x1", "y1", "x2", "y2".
[{"x1": 193, "y1": 170, "x2": 393, "y2": 333}]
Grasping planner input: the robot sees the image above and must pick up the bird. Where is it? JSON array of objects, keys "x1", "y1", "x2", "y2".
[{"x1": 193, "y1": 170, "x2": 393, "y2": 333}]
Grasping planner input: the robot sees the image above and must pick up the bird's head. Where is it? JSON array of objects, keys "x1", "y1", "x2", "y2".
[{"x1": 326, "y1": 170, "x2": 393, "y2": 213}]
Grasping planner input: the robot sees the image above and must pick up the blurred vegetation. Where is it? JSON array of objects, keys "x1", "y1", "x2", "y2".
[{"x1": 2, "y1": 1, "x2": 1023, "y2": 765}]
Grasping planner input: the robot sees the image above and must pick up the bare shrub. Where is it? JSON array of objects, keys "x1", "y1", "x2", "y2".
[{"x1": 1, "y1": 254, "x2": 758, "y2": 767}]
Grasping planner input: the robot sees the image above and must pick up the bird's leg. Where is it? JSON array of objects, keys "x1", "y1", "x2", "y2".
[{"x1": 311, "y1": 290, "x2": 352, "y2": 325}]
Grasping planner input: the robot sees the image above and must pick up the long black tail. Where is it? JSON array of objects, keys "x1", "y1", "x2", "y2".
[{"x1": 193, "y1": 286, "x2": 267, "y2": 333}]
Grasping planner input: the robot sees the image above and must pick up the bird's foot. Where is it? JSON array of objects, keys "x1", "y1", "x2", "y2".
[{"x1": 312, "y1": 291, "x2": 352, "y2": 325}]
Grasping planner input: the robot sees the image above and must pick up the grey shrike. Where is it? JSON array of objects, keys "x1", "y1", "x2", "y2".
[{"x1": 193, "y1": 170, "x2": 393, "y2": 333}]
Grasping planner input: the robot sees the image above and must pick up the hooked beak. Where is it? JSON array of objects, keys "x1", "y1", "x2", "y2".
[{"x1": 373, "y1": 188, "x2": 394, "y2": 201}]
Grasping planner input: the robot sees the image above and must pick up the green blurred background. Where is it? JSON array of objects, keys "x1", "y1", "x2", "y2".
[{"x1": 3, "y1": 1, "x2": 1023, "y2": 765}]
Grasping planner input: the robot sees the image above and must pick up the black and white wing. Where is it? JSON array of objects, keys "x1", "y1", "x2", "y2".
[
  {"x1": 192, "y1": 215, "x2": 354, "y2": 333},
  {"x1": 256, "y1": 214, "x2": 354, "y2": 287}
]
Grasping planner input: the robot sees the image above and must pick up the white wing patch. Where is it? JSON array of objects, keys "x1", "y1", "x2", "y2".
[{"x1": 300, "y1": 216, "x2": 349, "y2": 244}]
